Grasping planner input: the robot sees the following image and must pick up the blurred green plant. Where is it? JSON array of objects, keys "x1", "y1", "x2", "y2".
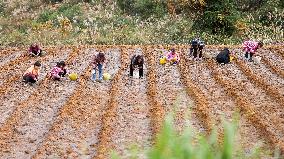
[{"x1": 110, "y1": 112, "x2": 278, "y2": 159}]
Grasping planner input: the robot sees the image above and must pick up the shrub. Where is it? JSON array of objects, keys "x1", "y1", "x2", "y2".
[
  {"x1": 117, "y1": 0, "x2": 167, "y2": 19},
  {"x1": 37, "y1": 4, "x2": 82, "y2": 23},
  {"x1": 0, "y1": 1, "x2": 5, "y2": 16},
  {"x1": 192, "y1": 0, "x2": 240, "y2": 36}
]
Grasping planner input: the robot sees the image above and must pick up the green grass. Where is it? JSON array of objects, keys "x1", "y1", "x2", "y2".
[{"x1": 0, "y1": 1, "x2": 283, "y2": 47}]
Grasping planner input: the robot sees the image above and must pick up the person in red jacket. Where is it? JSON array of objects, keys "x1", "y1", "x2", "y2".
[
  {"x1": 23, "y1": 61, "x2": 41, "y2": 85},
  {"x1": 29, "y1": 43, "x2": 43, "y2": 57},
  {"x1": 242, "y1": 40, "x2": 263, "y2": 62},
  {"x1": 50, "y1": 61, "x2": 67, "y2": 81}
]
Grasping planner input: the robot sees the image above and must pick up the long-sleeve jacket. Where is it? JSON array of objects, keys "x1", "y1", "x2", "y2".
[
  {"x1": 243, "y1": 40, "x2": 258, "y2": 54},
  {"x1": 93, "y1": 53, "x2": 106, "y2": 66},
  {"x1": 131, "y1": 55, "x2": 144, "y2": 68},
  {"x1": 29, "y1": 45, "x2": 40, "y2": 53},
  {"x1": 216, "y1": 49, "x2": 230, "y2": 64},
  {"x1": 23, "y1": 66, "x2": 40, "y2": 79},
  {"x1": 166, "y1": 51, "x2": 180, "y2": 62},
  {"x1": 50, "y1": 66, "x2": 65, "y2": 79}
]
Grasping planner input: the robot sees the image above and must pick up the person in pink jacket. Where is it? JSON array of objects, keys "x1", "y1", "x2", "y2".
[
  {"x1": 166, "y1": 48, "x2": 180, "y2": 65},
  {"x1": 243, "y1": 40, "x2": 263, "y2": 62},
  {"x1": 50, "y1": 61, "x2": 67, "y2": 81}
]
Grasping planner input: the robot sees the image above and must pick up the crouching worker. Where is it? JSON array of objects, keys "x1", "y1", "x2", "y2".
[
  {"x1": 91, "y1": 52, "x2": 106, "y2": 82},
  {"x1": 130, "y1": 55, "x2": 144, "y2": 78},
  {"x1": 166, "y1": 48, "x2": 180, "y2": 65},
  {"x1": 50, "y1": 61, "x2": 67, "y2": 81},
  {"x1": 29, "y1": 43, "x2": 44, "y2": 57},
  {"x1": 216, "y1": 48, "x2": 231, "y2": 65},
  {"x1": 23, "y1": 61, "x2": 41, "y2": 85},
  {"x1": 190, "y1": 38, "x2": 205, "y2": 60},
  {"x1": 243, "y1": 40, "x2": 263, "y2": 62}
]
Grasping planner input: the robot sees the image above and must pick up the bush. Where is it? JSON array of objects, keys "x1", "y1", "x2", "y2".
[
  {"x1": 257, "y1": 1, "x2": 284, "y2": 28},
  {"x1": 117, "y1": 0, "x2": 167, "y2": 19},
  {"x1": 37, "y1": 4, "x2": 82, "y2": 23},
  {"x1": 192, "y1": 0, "x2": 240, "y2": 36},
  {"x1": 0, "y1": 1, "x2": 5, "y2": 16}
]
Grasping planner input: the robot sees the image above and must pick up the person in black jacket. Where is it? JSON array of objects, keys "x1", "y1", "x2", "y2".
[
  {"x1": 130, "y1": 55, "x2": 144, "y2": 78},
  {"x1": 216, "y1": 48, "x2": 231, "y2": 64}
]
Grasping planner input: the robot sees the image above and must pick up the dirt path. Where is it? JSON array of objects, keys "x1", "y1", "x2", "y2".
[
  {"x1": 32, "y1": 48, "x2": 121, "y2": 159},
  {"x1": 0, "y1": 49, "x2": 71, "y2": 126},
  {"x1": 0, "y1": 49, "x2": 92, "y2": 158}
]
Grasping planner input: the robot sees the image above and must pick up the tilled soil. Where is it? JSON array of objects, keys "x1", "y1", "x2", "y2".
[
  {"x1": 0, "y1": 51, "x2": 23, "y2": 68},
  {"x1": 0, "y1": 49, "x2": 71, "y2": 126},
  {"x1": 103, "y1": 49, "x2": 151, "y2": 159},
  {"x1": 0, "y1": 46, "x2": 283, "y2": 159},
  {"x1": 154, "y1": 49, "x2": 203, "y2": 134},
  {"x1": 32, "y1": 48, "x2": 121, "y2": 159},
  {"x1": 0, "y1": 48, "x2": 92, "y2": 159},
  {"x1": 221, "y1": 62, "x2": 284, "y2": 142}
]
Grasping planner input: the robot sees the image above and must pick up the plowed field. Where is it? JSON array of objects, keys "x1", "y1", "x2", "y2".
[{"x1": 0, "y1": 45, "x2": 283, "y2": 159}]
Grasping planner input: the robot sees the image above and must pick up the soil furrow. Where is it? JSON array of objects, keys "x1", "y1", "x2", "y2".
[
  {"x1": 0, "y1": 48, "x2": 90, "y2": 158},
  {"x1": 177, "y1": 48, "x2": 213, "y2": 133},
  {"x1": 262, "y1": 57, "x2": 284, "y2": 78},
  {"x1": 104, "y1": 47, "x2": 152, "y2": 159},
  {"x1": 152, "y1": 47, "x2": 204, "y2": 135},
  {"x1": 95, "y1": 47, "x2": 129, "y2": 159},
  {"x1": 205, "y1": 59, "x2": 284, "y2": 153},
  {"x1": 143, "y1": 47, "x2": 165, "y2": 139},
  {"x1": 31, "y1": 48, "x2": 121, "y2": 159},
  {"x1": 212, "y1": 58, "x2": 284, "y2": 144},
  {"x1": 0, "y1": 48, "x2": 71, "y2": 126},
  {"x1": 235, "y1": 60, "x2": 284, "y2": 104}
]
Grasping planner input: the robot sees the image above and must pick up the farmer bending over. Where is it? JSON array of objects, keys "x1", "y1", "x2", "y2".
[
  {"x1": 130, "y1": 55, "x2": 144, "y2": 78},
  {"x1": 50, "y1": 61, "x2": 67, "y2": 81},
  {"x1": 216, "y1": 48, "x2": 232, "y2": 65},
  {"x1": 166, "y1": 48, "x2": 180, "y2": 65},
  {"x1": 190, "y1": 38, "x2": 205, "y2": 60},
  {"x1": 243, "y1": 40, "x2": 263, "y2": 62},
  {"x1": 29, "y1": 43, "x2": 43, "y2": 57},
  {"x1": 23, "y1": 61, "x2": 41, "y2": 85},
  {"x1": 92, "y1": 52, "x2": 106, "y2": 82}
]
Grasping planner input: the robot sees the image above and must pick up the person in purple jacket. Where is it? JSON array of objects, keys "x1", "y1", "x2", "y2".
[{"x1": 29, "y1": 43, "x2": 43, "y2": 57}]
